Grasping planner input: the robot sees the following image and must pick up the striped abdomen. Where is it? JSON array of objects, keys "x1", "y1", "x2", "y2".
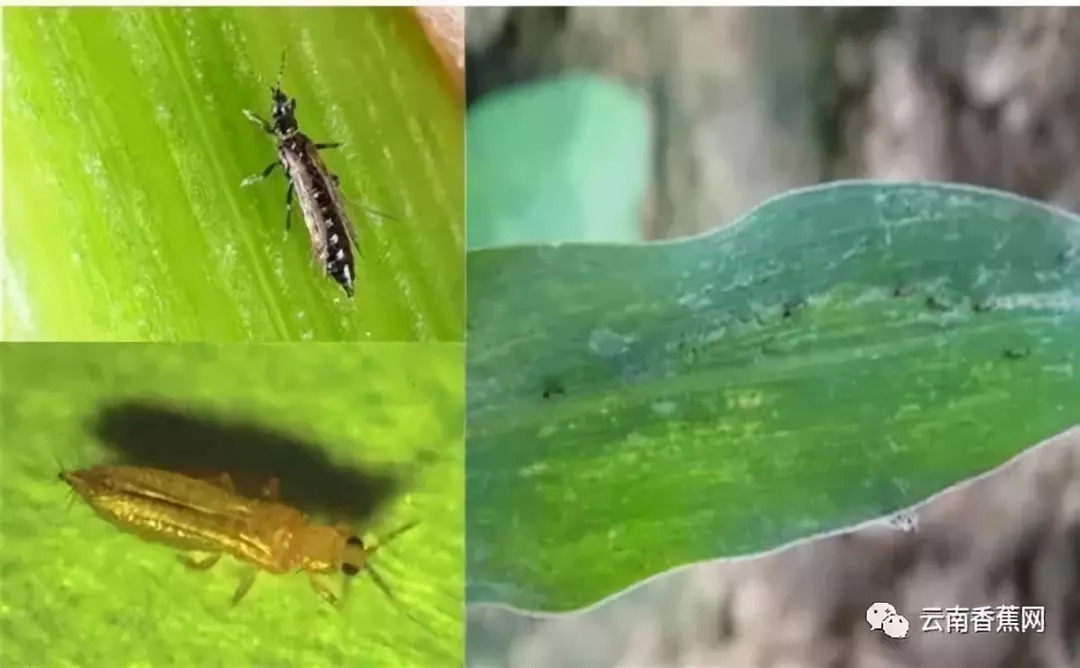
[{"x1": 278, "y1": 134, "x2": 357, "y2": 297}]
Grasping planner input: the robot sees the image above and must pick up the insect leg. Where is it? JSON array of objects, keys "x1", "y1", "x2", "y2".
[
  {"x1": 314, "y1": 142, "x2": 342, "y2": 151},
  {"x1": 284, "y1": 182, "x2": 295, "y2": 233},
  {"x1": 242, "y1": 109, "x2": 273, "y2": 134},
  {"x1": 214, "y1": 472, "x2": 236, "y2": 494},
  {"x1": 307, "y1": 573, "x2": 343, "y2": 608},
  {"x1": 232, "y1": 568, "x2": 258, "y2": 605},
  {"x1": 178, "y1": 553, "x2": 222, "y2": 571},
  {"x1": 261, "y1": 477, "x2": 281, "y2": 501},
  {"x1": 241, "y1": 161, "x2": 280, "y2": 187}
]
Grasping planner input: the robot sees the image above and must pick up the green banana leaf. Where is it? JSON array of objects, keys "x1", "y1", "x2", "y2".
[
  {"x1": 464, "y1": 424, "x2": 1079, "y2": 666},
  {"x1": 0, "y1": 343, "x2": 464, "y2": 667},
  {"x1": 3, "y1": 7, "x2": 463, "y2": 342},
  {"x1": 465, "y1": 181, "x2": 1080, "y2": 612}
]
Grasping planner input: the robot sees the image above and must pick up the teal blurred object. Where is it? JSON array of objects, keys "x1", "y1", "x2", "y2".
[{"x1": 466, "y1": 74, "x2": 651, "y2": 249}]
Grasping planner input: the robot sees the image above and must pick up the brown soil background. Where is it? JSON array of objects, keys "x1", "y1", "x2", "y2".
[{"x1": 466, "y1": 7, "x2": 1080, "y2": 240}]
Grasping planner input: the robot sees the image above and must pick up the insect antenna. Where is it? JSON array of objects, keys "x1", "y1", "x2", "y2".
[
  {"x1": 52, "y1": 450, "x2": 66, "y2": 476},
  {"x1": 344, "y1": 521, "x2": 431, "y2": 630},
  {"x1": 362, "y1": 557, "x2": 435, "y2": 633},
  {"x1": 273, "y1": 47, "x2": 288, "y2": 93},
  {"x1": 375, "y1": 520, "x2": 420, "y2": 546},
  {"x1": 52, "y1": 451, "x2": 79, "y2": 511}
]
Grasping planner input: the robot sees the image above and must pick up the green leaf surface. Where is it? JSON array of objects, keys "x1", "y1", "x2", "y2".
[
  {"x1": 3, "y1": 7, "x2": 464, "y2": 342},
  {"x1": 465, "y1": 181, "x2": 1080, "y2": 612},
  {"x1": 0, "y1": 343, "x2": 464, "y2": 667},
  {"x1": 466, "y1": 74, "x2": 650, "y2": 250}
]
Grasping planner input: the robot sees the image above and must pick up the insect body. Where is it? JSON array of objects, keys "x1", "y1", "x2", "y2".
[
  {"x1": 60, "y1": 465, "x2": 414, "y2": 607},
  {"x1": 242, "y1": 53, "x2": 359, "y2": 297}
]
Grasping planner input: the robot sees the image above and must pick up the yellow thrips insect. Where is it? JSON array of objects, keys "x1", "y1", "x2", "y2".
[{"x1": 60, "y1": 465, "x2": 414, "y2": 607}]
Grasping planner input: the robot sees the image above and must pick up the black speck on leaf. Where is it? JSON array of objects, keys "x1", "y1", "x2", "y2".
[
  {"x1": 781, "y1": 296, "x2": 806, "y2": 319},
  {"x1": 541, "y1": 378, "x2": 566, "y2": 399},
  {"x1": 925, "y1": 296, "x2": 949, "y2": 312}
]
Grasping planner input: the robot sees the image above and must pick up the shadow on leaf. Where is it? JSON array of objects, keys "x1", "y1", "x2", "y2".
[{"x1": 88, "y1": 399, "x2": 421, "y2": 526}]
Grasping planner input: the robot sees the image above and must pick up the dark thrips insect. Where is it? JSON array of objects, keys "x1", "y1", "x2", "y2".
[{"x1": 242, "y1": 51, "x2": 381, "y2": 298}]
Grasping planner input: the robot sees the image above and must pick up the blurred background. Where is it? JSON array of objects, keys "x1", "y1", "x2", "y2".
[{"x1": 466, "y1": 6, "x2": 1080, "y2": 242}]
